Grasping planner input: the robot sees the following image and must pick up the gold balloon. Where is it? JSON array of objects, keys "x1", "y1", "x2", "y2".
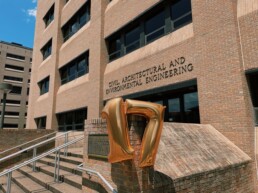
[
  {"x1": 126, "y1": 99, "x2": 165, "y2": 167},
  {"x1": 101, "y1": 97, "x2": 165, "y2": 167},
  {"x1": 101, "y1": 98, "x2": 134, "y2": 163}
]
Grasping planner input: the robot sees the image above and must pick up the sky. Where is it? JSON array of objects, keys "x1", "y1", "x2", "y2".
[{"x1": 0, "y1": 0, "x2": 37, "y2": 48}]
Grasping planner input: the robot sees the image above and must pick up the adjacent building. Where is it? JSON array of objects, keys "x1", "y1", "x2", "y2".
[
  {"x1": 27, "y1": 0, "x2": 258, "y2": 174},
  {"x1": 0, "y1": 41, "x2": 32, "y2": 129}
]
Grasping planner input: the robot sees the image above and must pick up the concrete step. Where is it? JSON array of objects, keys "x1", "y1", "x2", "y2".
[
  {"x1": 46, "y1": 154, "x2": 82, "y2": 165},
  {"x1": 60, "y1": 148, "x2": 83, "y2": 159},
  {"x1": 18, "y1": 166, "x2": 81, "y2": 193},
  {"x1": 31, "y1": 162, "x2": 82, "y2": 190},
  {"x1": 0, "y1": 179, "x2": 25, "y2": 193},
  {"x1": 12, "y1": 170, "x2": 51, "y2": 193},
  {"x1": 38, "y1": 157, "x2": 82, "y2": 176}
]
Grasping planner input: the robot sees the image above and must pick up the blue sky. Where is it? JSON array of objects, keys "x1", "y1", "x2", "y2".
[{"x1": 0, "y1": 0, "x2": 37, "y2": 48}]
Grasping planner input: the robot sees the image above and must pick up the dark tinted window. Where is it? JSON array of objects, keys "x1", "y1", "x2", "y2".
[
  {"x1": 109, "y1": 37, "x2": 121, "y2": 61},
  {"x1": 60, "y1": 51, "x2": 89, "y2": 84},
  {"x1": 5, "y1": 64, "x2": 24, "y2": 71},
  {"x1": 62, "y1": 1, "x2": 91, "y2": 42},
  {"x1": 125, "y1": 26, "x2": 140, "y2": 54},
  {"x1": 57, "y1": 108, "x2": 87, "y2": 131},
  {"x1": 41, "y1": 39, "x2": 52, "y2": 60},
  {"x1": 171, "y1": 0, "x2": 192, "y2": 29},
  {"x1": 6, "y1": 53, "x2": 25, "y2": 60},
  {"x1": 145, "y1": 10, "x2": 165, "y2": 43},
  {"x1": 10, "y1": 86, "x2": 22, "y2": 95},
  {"x1": 1, "y1": 99, "x2": 20, "y2": 105},
  {"x1": 3, "y1": 124, "x2": 18, "y2": 128},
  {"x1": 35, "y1": 116, "x2": 47, "y2": 129},
  {"x1": 44, "y1": 4, "x2": 54, "y2": 27},
  {"x1": 4, "y1": 75, "x2": 23, "y2": 82},
  {"x1": 38, "y1": 77, "x2": 50, "y2": 95}
]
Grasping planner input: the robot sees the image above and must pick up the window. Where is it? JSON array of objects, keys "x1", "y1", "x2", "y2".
[
  {"x1": 38, "y1": 77, "x2": 50, "y2": 95},
  {"x1": 57, "y1": 108, "x2": 87, "y2": 131},
  {"x1": 5, "y1": 64, "x2": 24, "y2": 72},
  {"x1": 6, "y1": 53, "x2": 25, "y2": 61},
  {"x1": 35, "y1": 116, "x2": 47, "y2": 129},
  {"x1": 247, "y1": 72, "x2": 258, "y2": 125},
  {"x1": 62, "y1": 1, "x2": 91, "y2": 42},
  {"x1": 3, "y1": 112, "x2": 20, "y2": 116},
  {"x1": 43, "y1": 4, "x2": 54, "y2": 27},
  {"x1": 125, "y1": 26, "x2": 141, "y2": 54},
  {"x1": 108, "y1": 37, "x2": 122, "y2": 61},
  {"x1": 1, "y1": 99, "x2": 20, "y2": 106},
  {"x1": 107, "y1": 0, "x2": 192, "y2": 61},
  {"x1": 133, "y1": 85, "x2": 199, "y2": 123},
  {"x1": 41, "y1": 39, "x2": 52, "y2": 60},
  {"x1": 171, "y1": 0, "x2": 192, "y2": 30},
  {"x1": 4, "y1": 75, "x2": 23, "y2": 83},
  {"x1": 3, "y1": 124, "x2": 18, "y2": 128},
  {"x1": 10, "y1": 86, "x2": 22, "y2": 95},
  {"x1": 145, "y1": 10, "x2": 165, "y2": 43},
  {"x1": 60, "y1": 51, "x2": 89, "y2": 84}
]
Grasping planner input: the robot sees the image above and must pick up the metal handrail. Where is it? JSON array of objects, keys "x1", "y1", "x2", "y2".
[
  {"x1": 0, "y1": 136, "x2": 84, "y2": 193},
  {"x1": 0, "y1": 131, "x2": 72, "y2": 163},
  {"x1": 77, "y1": 163, "x2": 118, "y2": 193},
  {"x1": 0, "y1": 131, "x2": 57, "y2": 155}
]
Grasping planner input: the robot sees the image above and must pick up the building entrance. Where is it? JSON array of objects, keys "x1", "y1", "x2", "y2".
[{"x1": 130, "y1": 82, "x2": 200, "y2": 123}]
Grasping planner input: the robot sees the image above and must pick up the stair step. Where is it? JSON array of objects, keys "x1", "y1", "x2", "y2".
[
  {"x1": 46, "y1": 154, "x2": 82, "y2": 165},
  {"x1": 0, "y1": 180, "x2": 25, "y2": 193},
  {"x1": 33, "y1": 162, "x2": 82, "y2": 189},
  {"x1": 60, "y1": 148, "x2": 83, "y2": 158},
  {"x1": 38, "y1": 157, "x2": 82, "y2": 175},
  {"x1": 12, "y1": 170, "x2": 51, "y2": 193},
  {"x1": 18, "y1": 166, "x2": 81, "y2": 193}
]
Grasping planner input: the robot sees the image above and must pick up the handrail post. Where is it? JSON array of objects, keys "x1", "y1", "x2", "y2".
[
  {"x1": 64, "y1": 132, "x2": 68, "y2": 157},
  {"x1": 32, "y1": 147, "x2": 37, "y2": 171},
  {"x1": 6, "y1": 172, "x2": 12, "y2": 193},
  {"x1": 54, "y1": 150, "x2": 61, "y2": 182}
]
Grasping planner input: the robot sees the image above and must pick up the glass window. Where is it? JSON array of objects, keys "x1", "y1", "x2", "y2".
[
  {"x1": 168, "y1": 98, "x2": 181, "y2": 122},
  {"x1": 62, "y1": 1, "x2": 91, "y2": 42},
  {"x1": 43, "y1": 4, "x2": 54, "y2": 27},
  {"x1": 184, "y1": 92, "x2": 199, "y2": 123},
  {"x1": 125, "y1": 26, "x2": 140, "y2": 54},
  {"x1": 3, "y1": 76, "x2": 23, "y2": 82},
  {"x1": 41, "y1": 39, "x2": 52, "y2": 60},
  {"x1": 145, "y1": 10, "x2": 165, "y2": 43},
  {"x1": 6, "y1": 53, "x2": 25, "y2": 60},
  {"x1": 57, "y1": 108, "x2": 87, "y2": 131},
  {"x1": 5, "y1": 64, "x2": 24, "y2": 72},
  {"x1": 36, "y1": 116, "x2": 47, "y2": 129},
  {"x1": 109, "y1": 37, "x2": 121, "y2": 61},
  {"x1": 10, "y1": 86, "x2": 22, "y2": 95},
  {"x1": 38, "y1": 77, "x2": 49, "y2": 95},
  {"x1": 60, "y1": 51, "x2": 89, "y2": 85},
  {"x1": 171, "y1": 0, "x2": 192, "y2": 29}
]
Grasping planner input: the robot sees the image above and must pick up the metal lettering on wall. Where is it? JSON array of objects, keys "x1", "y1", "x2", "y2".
[
  {"x1": 105, "y1": 57, "x2": 193, "y2": 95},
  {"x1": 88, "y1": 134, "x2": 109, "y2": 159}
]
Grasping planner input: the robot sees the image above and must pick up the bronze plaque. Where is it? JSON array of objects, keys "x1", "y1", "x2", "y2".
[{"x1": 88, "y1": 134, "x2": 109, "y2": 159}]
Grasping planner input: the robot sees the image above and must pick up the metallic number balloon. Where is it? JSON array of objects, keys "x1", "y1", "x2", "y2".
[
  {"x1": 101, "y1": 98, "x2": 134, "y2": 163},
  {"x1": 125, "y1": 99, "x2": 165, "y2": 167},
  {"x1": 101, "y1": 97, "x2": 165, "y2": 167}
]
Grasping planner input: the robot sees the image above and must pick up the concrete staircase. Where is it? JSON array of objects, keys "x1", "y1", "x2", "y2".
[{"x1": 0, "y1": 148, "x2": 83, "y2": 193}]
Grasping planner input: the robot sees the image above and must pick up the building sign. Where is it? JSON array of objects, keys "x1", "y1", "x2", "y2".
[
  {"x1": 88, "y1": 134, "x2": 109, "y2": 159},
  {"x1": 106, "y1": 57, "x2": 193, "y2": 95}
]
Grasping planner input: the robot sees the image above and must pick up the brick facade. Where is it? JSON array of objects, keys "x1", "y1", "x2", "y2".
[
  {"x1": 83, "y1": 119, "x2": 254, "y2": 193},
  {"x1": 28, "y1": 0, "x2": 258, "y2": 190}
]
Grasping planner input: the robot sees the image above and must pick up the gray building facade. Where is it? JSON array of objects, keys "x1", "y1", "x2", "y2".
[{"x1": 0, "y1": 41, "x2": 32, "y2": 129}]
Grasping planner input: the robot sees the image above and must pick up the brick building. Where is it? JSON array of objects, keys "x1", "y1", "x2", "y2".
[
  {"x1": 27, "y1": 0, "x2": 258, "y2": 185},
  {"x1": 0, "y1": 41, "x2": 32, "y2": 129}
]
